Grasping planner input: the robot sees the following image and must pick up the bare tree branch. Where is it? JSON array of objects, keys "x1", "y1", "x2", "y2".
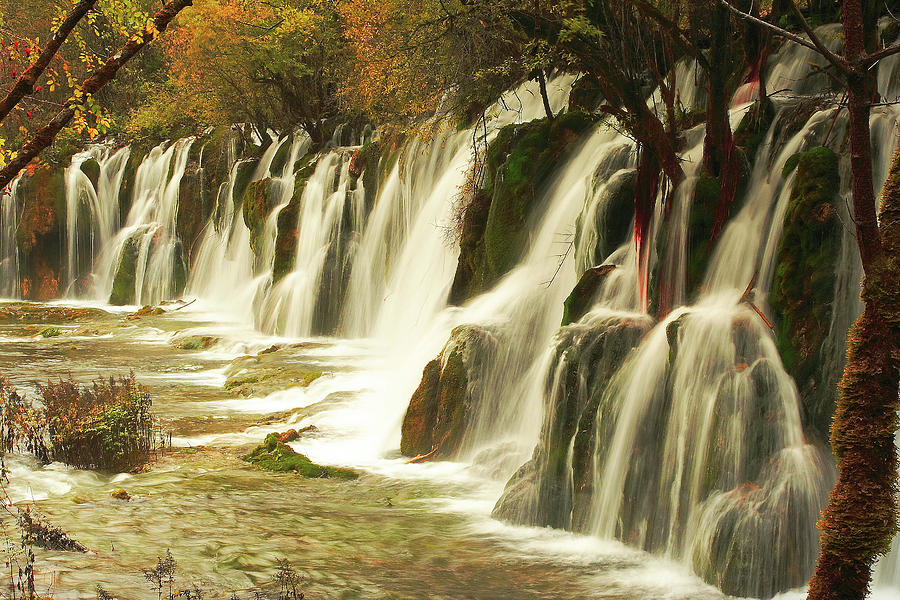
[
  {"x1": 717, "y1": 0, "x2": 849, "y2": 74},
  {"x1": 786, "y1": 1, "x2": 849, "y2": 72}
]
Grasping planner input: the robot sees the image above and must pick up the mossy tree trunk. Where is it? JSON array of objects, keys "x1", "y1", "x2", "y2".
[{"x1": 807, "y1": 141, "x2": 900, "y2": 598}]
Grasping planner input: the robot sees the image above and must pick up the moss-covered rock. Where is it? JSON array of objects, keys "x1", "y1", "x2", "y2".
[
  {"x1": 769, "y1": 146, "x2": 841, "y2": 441},
  {"x1": 449, "y1": 112, "x2": 596, "y2": 303},
  {"x1": 241, "y1": 178, "x2": 275, "y2": 255},
  {"x1": 562, "y1": 265, "x2": 616, "y2": 326},
  {"x1": 400, "y1": 325, "x2": 496, "y2": 459},
  {"x1": 223, "y1": 344, "x2": 327, "y2": 397},
  {"x1": 231, "y1": 159, "x2": 259, "y2": 211},
  {"x1": 573, "y1": 166, "x2": 635, "y2": 274},
  {"x1": 272, "y1": 154, "x2": 317, "y2": 284},
  {"x1": 448, "y1": 189, "x2": 492, "y2": 305},
  {"x1": 492, "y1": 316, "x2": 649, "y2": 530},
  {"x1": 109, "y1": 233, "x2": 141, "y2": 305},
  {"x1": 174, "y1": 335, "x2": 220, "y2": 350},
  {"x1": 16, "y1": 167, "x2": 67, "y2": 300},
  {"x1": 80, "y1": 158, "x2": 101, "y2": 190},
  {"x1": 245, "y1": 433, "x2": 357, "y2": 479}
]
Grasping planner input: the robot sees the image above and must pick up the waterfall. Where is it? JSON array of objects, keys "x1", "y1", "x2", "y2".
[
  {"x1": 17, "y1": 28, "x2": 899, "y2": 595},
  {"x1": 259, "y1": 148, "x2": 364, "y2": 336},
  {"x1": 91, "y1": 139, "x2": 194, "y2": 305},
  {"x1": 185, "y1": 149, "x2": 257, "y2": 315},
  {"x1": 0, "y1": 177, "x2": 21, "y2": 298},
  {"x1": 65, "y1": 146, "x2": 131, "y2": 296}
]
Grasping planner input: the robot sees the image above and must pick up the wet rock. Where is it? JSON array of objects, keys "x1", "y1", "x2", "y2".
[
  {"x1": 273, "y1": 154, "x2": 317, "y2": 284},
  {"x1": 175, "y1": 335, "x2": 219, "y2": 350},
  {"x1": 111, "y1": 488, "x2": 131, "y2": 501},
  {"x1": 493, "y1": 315, "x2": 650, "y2": 530},
  {"x1": 127, "y1": 305, "x2": 165, "y2": 319},
  {"x1": 561, "y1": 264, "x2": 616, "y2": 326},
  {"x1": 400, "y1": 324, "x2": 501, "y2": 460},
  {"x1": 224, "y1": 345, "x2": 326, "y2": 397},
  {"x1": 80, "y1": 158, "x2": 101, "y2": 189},
  {"x1": 276, "y1": 425, "x2": 318, "y2": 443},
  {"x1": 109, "y1": 231, "x2": 142, "y2": 305},
  {"x1": 573, "y1": 167, "x2": 634, "y2": 274},
  {"x1": 449, "y1": 112, "x2": 596, "y2": 303},
  {"x1": 769, "y1": 146, "x2": 841, "y2": 441},
  {"x1": 0, "y1": 303, "x2": 110, "y2": 323},
  {"x1": 241, "y1": 178, "x2": 276, "y2": 254},
  {"x1": 16, "y1": 167, "x2": 66, "y2": 301}
]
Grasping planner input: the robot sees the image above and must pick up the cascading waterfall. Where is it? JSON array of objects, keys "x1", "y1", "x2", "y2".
[
  {"x1": 491, "y1": 26, "x2": 900, "y2": 597},
  {"x1": 259, "y1": 148, "x2": 364, "y2": 336},
  {"x1": 91, "y1": 139, "x2": 193, "y2": 305},
  {"x1": 0, "y1": 177, "x2": 21, "y2": 298},
  {"x1": 65, "y1": 146, "x2": 131, "y2": 296},
  {"x1": 30, "y1": 24, "x2": 899, "y2": 594}
]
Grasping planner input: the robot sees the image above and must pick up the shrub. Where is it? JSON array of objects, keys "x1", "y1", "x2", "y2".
[
  {"x1": 0, "y1": 373, "x2": 163, "y2": 472},
  {"x1": 40, "y1": 374, "x2": 154, "y2": 472}
]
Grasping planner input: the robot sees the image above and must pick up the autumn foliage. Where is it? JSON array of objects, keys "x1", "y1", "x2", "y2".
[{"x1": 1, "y1": 372, "x2": 159, "y2": 472}]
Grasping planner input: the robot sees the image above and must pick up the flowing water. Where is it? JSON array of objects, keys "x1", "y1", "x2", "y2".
[
  {"x1": 0, "y1": 31, "x2": 899, "y2": 599},
  {"x1": 0, "y1": 176, "x2": 20, "y2": 299}
]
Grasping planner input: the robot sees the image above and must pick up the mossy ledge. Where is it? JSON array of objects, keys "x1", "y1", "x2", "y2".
[
  {"x1": 770, "y1": 145, "x2": 842, "y2": 441},
  {"x1": 244, "y1": 433, "x2": 357, "y2": 480},
  {"x1": 449, "y1": 111, "x2": 596, "y2": 304}
]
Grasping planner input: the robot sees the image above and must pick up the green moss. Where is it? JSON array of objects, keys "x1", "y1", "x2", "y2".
[
  {"x1": 109, "y1": 235, "x2": 139, "y2": 305},
  {"x1": 80, "y1": 159, "x2": 101, "y2": 189},
  {"x1": 224, "y1": 375, "x2": 260, "y2": 391},
  {"x1": 177, "y1": 335, "x2": 219, "y2": 350},
  {"x1": 451, "y1": 112, "x2": 596, "y2": 302},
  {"x1": 241, "y1": 178, "x2": 274, "y2": 254},
  {"x1": 770, "y1": 146, "x2": 841, "y2": 440},
  {"x1": 273, "y1": 154, "x2": 317, "y2": 284},
  {"x1": 245, "y1": 433, "x2": 357, "y2": 479},
  {"x1": 39, "y1": 326, "x2": 62, "y2": 338},
  {"x1": 782, "y1": 152, "x2": 802, "y2": 178}
]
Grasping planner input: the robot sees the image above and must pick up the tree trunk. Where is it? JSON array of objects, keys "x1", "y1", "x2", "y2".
[
  {"x1": 537, "y1": 70, "x2": 554, "y2": 121},
  {"x1": 807, "y1": 141, "x2": 900, "y2": 600}
]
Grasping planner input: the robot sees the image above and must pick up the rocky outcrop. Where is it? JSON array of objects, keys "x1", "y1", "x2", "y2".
[
  {"x1": 492, "y1": 315, "x2": 649, "y2": 530},
  {"x1": 449, "y1": 111, "x2": 596, "y2": 304},
  {"x1": 561, "y1": 264, "x2": 616, "y2": 326},
  {"x1": 16, "y1": 167, "x2": 67, "y2": 300},
  {"x1": 770, "y1": 146, "x2": 842, "y2": 442},
  {"x1": 400, "y1": 325, "x2": 498, "y2": 459}
]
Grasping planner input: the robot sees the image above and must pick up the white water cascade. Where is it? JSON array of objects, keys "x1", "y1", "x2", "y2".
[
  {"x1": 91, "y1": 139, "x2": 193, "y2": 305},
  {"x1": 31, "y1": 32, "x2": 899, "y2": 595},
  {"x1": 0, "y1": 177, "x2": 21, "y2": 298},
  {"x1": 64, "y1": 146, "x2": 131, "y2": 296}
]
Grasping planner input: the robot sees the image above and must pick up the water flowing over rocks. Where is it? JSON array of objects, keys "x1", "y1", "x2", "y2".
[{"x1": 1, "y1": 38, "x2": 898, "y2": 595}]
